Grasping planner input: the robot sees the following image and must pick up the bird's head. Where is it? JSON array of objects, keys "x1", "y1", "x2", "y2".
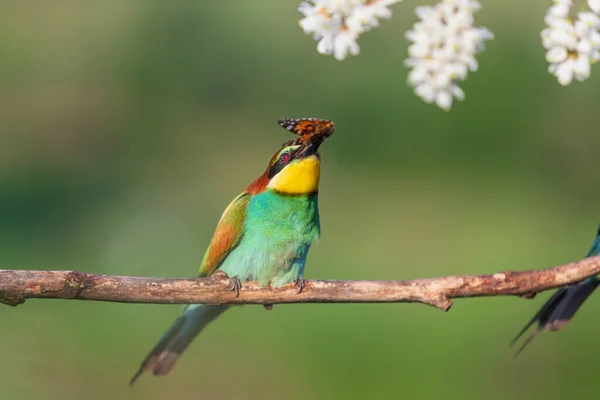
[{"x1": 247, "y1": 118, "x2": 335, "y2": 196}]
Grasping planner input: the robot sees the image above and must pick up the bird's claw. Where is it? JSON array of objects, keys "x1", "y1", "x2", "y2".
[
  {"x1": 263, "y1": 304, "x2": 273, "y2": 311},
  {"x1": 229, "y1": 276, "x2": 242, "y2": 297},
  {"x1": 294, "y1": 277, "x2": 305, "y2": 294}
]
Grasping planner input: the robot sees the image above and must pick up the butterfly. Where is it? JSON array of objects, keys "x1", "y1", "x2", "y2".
[{"x1": 277, "y1": 118, "x2": 335, "y2": 139}]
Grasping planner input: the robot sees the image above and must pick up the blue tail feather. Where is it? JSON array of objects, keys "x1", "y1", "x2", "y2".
[{"x1": 130, "y1": 304, "x2": 228, "y2": 385}]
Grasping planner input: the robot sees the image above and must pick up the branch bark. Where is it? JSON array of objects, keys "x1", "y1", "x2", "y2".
[{"x1": 1, "y1": 255, "x2": 600, "y2": 310}]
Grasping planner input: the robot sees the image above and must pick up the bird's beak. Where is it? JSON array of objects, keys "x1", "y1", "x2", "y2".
[{"x1": 297, "y1": 131, "x2": 329, "y2": 158}]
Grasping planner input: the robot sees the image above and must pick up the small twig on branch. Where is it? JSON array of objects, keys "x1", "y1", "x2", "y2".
[{"x1": 1, "y1": 255, "x2": 600, "y2": 311}]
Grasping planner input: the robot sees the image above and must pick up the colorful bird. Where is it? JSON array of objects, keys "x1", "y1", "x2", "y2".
[
  {"x1": 511, "y1": 225, "x2": 600, "y2": 355},
  {"x1": 130, "y1": 118, "x2": 335, "y2": 385}
]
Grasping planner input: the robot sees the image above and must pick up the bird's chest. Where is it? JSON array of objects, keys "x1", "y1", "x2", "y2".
[
  {"x1": 218, "y1": 192, "x2": 319, "y2": 285},
  {"x1": 245, "y1": 191, "x2": 320, "y2": 244}
]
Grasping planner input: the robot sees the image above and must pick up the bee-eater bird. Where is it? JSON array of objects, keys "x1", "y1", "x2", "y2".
[
  {"x1": 511, "y1": 225, "x2": 600, "y2": 355},
  {"x1": 130, "y1": 118, "x2": 335, "y2": 385}
]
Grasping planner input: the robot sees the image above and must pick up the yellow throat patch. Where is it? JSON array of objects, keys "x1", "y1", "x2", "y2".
[{"x1": 267, "y1": 155, "x2": 320, "y2": 195}]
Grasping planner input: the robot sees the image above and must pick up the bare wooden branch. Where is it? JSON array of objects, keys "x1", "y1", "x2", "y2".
[{"x1": 1, "y1": 255, "x2": 600, "y2": 310}]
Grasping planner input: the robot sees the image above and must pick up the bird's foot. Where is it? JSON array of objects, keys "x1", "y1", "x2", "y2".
[
  {"x1": 294, "y1": 276, "x2": 305, "y2": 294},
  {"x1": 229, "y1": 276, "x2": 242, "y2": 297},
  {"x1": 263, "y1": 304, "x2": 273, "y2": 311}
]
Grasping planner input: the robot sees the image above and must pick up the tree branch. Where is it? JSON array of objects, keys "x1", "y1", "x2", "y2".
[{"x1": 1, "y1": 255, "x2": 600, "y2": 310}]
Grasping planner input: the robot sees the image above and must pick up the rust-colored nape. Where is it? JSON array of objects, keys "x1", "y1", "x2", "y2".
[{"x1": 277, "y1": 118, "x2": 335, "y2": 144}]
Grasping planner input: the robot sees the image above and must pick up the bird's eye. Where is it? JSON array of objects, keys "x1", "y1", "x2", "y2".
[{"x1": 279, "y1": 153, "x2": 290, "y2": 163}]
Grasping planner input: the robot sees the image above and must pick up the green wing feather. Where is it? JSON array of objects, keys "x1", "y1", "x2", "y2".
[{"x1": 198, "y1": 192, "x2": 250, "y2": 277}]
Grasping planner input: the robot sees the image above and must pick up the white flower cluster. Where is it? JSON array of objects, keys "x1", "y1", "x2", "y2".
[
  {"x1": 542, "y1": 0, "x2": 600, "y2": 86},
  {"x1": 404, "y1": 0, "x2": 493, "y2": 110},
  {"x1": 298, "y1": 0, "x2": 401, "y2": 60}
]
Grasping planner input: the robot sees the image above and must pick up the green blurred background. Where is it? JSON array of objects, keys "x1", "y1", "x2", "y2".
[{"x1": 1, "y1": 1, "x2": 599, "y2": 399}]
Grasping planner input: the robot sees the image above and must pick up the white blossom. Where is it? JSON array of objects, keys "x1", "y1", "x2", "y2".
[
  {"x1": 589, "y1": 0, "x2": 600, "y2": 14},
  {"x1": 298, "y1": 0, "x2": 401, "y2": 60},
  {"x1": 542, "y1": 0, "x2": 600, "y2": 85},
  {"x1": 404, "y1": 0, "x2": 493, "y2": 110}
]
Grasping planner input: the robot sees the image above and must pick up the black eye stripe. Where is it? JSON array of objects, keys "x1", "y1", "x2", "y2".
[
  {"x1": 267, "y1": 146, "x2": 301, "y2": 179},
  {"x1": 268, "y1": 161, "x2": 285, "y2": 179},
  {"x1": 268, "y1": 152, "x2": 292, "y2": 179}
]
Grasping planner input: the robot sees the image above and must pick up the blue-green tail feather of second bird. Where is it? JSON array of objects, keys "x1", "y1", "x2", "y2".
[
  {"x1": 130, "y1": 118, "x2": 335, "y2": 385},
  {"x1": 511, "y1": 224, "x2": 600, "y2": 355}
]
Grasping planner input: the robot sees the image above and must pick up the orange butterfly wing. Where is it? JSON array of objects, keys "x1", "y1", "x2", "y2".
[{"x1": 277, "y1": 118, "x2": 334, "y2": 137}]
